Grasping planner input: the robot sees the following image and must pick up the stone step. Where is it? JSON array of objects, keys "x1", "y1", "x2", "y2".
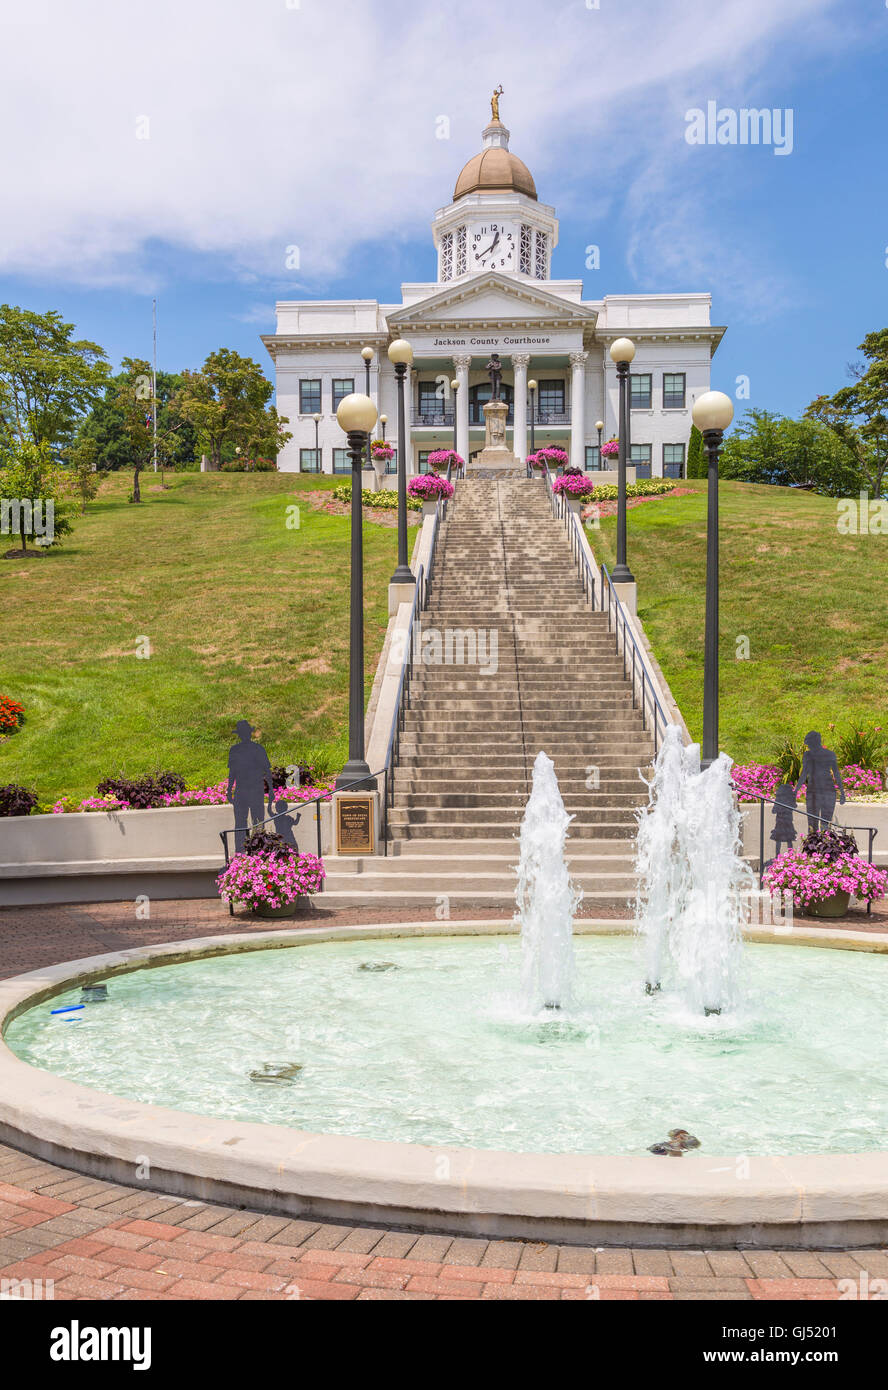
[
  {"x1": 385, "y1": 837, "x2": 635, "y2": 857},
  {"x1": 390, "y1": 792, "x2": 647, "y2": 809},
  {"x1": 390, "y1": 806, "x2": 639, "y2": 825},
  {"x1": 387, "y1": 820, "x2": 637, "y2": 841}
]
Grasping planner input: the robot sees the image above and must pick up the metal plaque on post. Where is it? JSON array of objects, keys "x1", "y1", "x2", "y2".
[{"x1": 335, "y1": 793, "x2": 375, "y2": 856}]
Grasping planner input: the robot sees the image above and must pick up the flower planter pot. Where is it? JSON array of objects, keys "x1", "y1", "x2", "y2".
[
  {"x1": 252, "y1": 896, "x2": 311, "y2": 919},
  {"x1": 422, "y1": 500, "x2": 439, "y2": 517},
  {"x1": 807, "y1": 890, "x2": 851, "y2": 919}
]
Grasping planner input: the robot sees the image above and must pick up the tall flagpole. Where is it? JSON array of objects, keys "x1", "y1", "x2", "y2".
[{"x1": 152, "y1": 297, "x2": 158, "y2": 472}]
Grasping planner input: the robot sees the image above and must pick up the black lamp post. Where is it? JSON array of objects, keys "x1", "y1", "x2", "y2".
[
  {"x1": 451, "y1": 378, "x2": 460, "y2": 459},
  {"x1": 380, "y1": 415, "x2": 387, "y2": 442},
  {"x1": 335, "y1": 392, "x2": 378, "y2": 788},
  {"x1": 610, "y1": 338, "x2": 636, "y2": 584},
  {"x1": 388, "y1": 338, "x2": 415, "y2": 587},
  {"x1": 312, "y1": 413, "x2": 322, "y2": 472},
  {"x1": 529, "y1": 379, "x2": 537, "y2": 455},
  {"x1": 361, "y1": 346, "x2": 375, "y2": 473},
  {"x1": 596, "y1": 419, "x2": 604, "y2": 470},
  {"x1": 693, "y1": 390, "x2": 735, "y2": 769}
]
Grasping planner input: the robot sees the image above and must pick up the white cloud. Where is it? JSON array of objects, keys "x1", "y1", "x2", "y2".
[{"x1": 0, "y1": 0, "x2": 851, "y2": 301}]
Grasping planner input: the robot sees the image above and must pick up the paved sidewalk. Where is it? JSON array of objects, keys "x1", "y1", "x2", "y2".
[{"x1": 1, "y1": 1142, "x2": 885, "y2": 1301}]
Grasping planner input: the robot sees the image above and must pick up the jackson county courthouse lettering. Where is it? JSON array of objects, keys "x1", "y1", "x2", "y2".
[{"x1": 263, "y1": 95, "x2": 725, "y2": 481}]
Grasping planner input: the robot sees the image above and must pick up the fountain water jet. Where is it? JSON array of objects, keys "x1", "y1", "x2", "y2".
[
  {"x1": 635, "y1": 726, "x2": 753, "y2": 1015},
  {"x1": 515, "y1": 752, "x2": 582, "y2": 1012}
]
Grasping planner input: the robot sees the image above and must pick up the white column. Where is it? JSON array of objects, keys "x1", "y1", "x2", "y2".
[
  {"x1": 454, "y1": 354, "x2": 471, "y2": 462},
  {"x1": 511, "y1": 353, "x2": 530, "y2": 462},
  {"x1": 570, "y1": 350, "x2": 589, "y2": 471}
]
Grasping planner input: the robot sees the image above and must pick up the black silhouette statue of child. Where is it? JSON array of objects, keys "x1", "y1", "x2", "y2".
[
  {"x1": 771, "y1": 782, "x2": 798, "y2": 857},
  {"x1": 227, "y1": 719, "x2": 274, "y2": 853},
  {"x1": 268, "y1": 798, "x2": 301, "y2": 851},
  {"x1": 793, "y1": 730, "x2": 846, "y2": 834}
]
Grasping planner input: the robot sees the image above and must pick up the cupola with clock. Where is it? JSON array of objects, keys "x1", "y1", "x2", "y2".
[{"x1": 432, "y1": 93, "x2": 559, "y2": 286}]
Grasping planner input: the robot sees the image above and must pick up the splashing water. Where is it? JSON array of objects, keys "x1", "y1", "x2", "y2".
[
  {"x1": 635, "y1": 725, "x2": 754, "y2": 1015},
  {"x1": 515, "y1": 752, "x2": 582, "y2": 1012}
]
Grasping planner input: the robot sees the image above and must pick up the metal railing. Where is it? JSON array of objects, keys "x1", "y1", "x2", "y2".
[
  {"x1": 748, "y1": 793, "x2": 878, "y2": 911},
  {"x1": 413, "y1": 407, "x2": 455, "y2": 427}
]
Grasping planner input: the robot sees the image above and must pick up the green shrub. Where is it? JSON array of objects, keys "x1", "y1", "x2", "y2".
[
  {"x1": 589, "y1": 479, "x2": 678, "y2": 502},
  {"x1": 772, "y1": 735, "x2": 806, "y2": 782},
  {"x1": 332, "y1": 483, "x2": 421, "y2": 512},
  {"x1": 834, "y1": 722, "x2": 886, "y2": 772}
]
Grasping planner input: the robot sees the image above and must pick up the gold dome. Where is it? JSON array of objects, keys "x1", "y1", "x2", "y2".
[{"x1": 454, "y1": 122, "x2": 537, "y2": 202}]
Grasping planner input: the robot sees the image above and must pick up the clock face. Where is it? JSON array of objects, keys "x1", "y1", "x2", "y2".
[{"x1": 471, "y1": 222, "x2": 517, "y2": 271}]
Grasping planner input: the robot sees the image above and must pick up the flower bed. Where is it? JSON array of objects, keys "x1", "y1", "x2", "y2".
[
  {"x1": 527, "y1": 447, "x2": 568, "y2": 470},
  {"x1": 763, "y1": 829, "x2": 888, "y2": 910},
  {"x1": 589, "y1": 479, "x2": 678, "y2": 502},
  {"x1": 0, "y1": 696, "x2": 24, "y2": 736},
  {"x1": 331, "y1": 483, "x2": 421, "y2": 512},
  {"x1": 217, "y1": 848, "x2": 326, "y2": 911},
  {"x1": 407, "y1": 474, "x2": 455, "y2": 501},
  {"x1": 732, "y1": 762, "x2": 885, "y2": 804},
  {"x1": 426, "y1": 449, "x2": 464, "y2": 473},
  {"x1": 553, "y1": 474, "x2": 597, "y2": 500},
  {"x1": 51, "y1": 779, "x2": 333, "y2": 815}
]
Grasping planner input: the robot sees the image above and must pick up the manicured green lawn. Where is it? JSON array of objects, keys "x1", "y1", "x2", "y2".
[
  {"x1": 591, "y1": 480, "x2": 886, "y2": 765},
  {"x1": 0, "y1": 472, "x2": 417, "y2": 805}
]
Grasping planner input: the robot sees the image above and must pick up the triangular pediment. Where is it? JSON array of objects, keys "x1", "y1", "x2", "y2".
[{"x1": 387, "y1": 273, "x2": 596, "y2": 330}]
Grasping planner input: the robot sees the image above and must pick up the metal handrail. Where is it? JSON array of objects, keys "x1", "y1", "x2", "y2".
[
  {"x1": 747, "y1": 791, "x2": 878, "y2": 909},
  {"x1": 599, "y1": 561, "x2": 671, "y2": 759}
]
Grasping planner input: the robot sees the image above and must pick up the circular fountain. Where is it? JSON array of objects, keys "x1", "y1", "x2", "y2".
[{"x1": 0, "y1": 739, "x2": 886, "y2": 1247}]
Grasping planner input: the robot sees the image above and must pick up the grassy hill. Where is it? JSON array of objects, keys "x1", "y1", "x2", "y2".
[
  {"x1": 0, "y1": 472, "x2": 417, "y2": 805},
  {"x1": 591, "y1": 479, "x2": 886, "y2": 765}
]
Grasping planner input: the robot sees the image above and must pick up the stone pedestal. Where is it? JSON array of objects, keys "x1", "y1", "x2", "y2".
[
  {"x1": 361, "y1": 468, "x2": 379, "y2": 493},
  {"x1": 467, "y1": 399, "x2": 517, "y2": 474},
  {"x1": 613, "y1": 580, "x2": 638, "y2": 617}
]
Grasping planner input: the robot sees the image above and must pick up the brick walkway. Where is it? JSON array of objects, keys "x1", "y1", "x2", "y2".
[{"x1": 1, "y1": 897, "x2": 886, "y2": 1302}]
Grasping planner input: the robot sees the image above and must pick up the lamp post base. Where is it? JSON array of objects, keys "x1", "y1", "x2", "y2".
[
  {"x1": 611, "y1": 563, "x2": 635, "y2": 585},
  {"x1": 336, "y1": 759, "x2": 372, "y2": 790},
  {"x1": 389, "y1": 565, "x2": 415, "y2": 586}
]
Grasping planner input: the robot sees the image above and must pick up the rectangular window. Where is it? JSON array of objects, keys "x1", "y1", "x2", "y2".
[
  {"x1": 385, "y1": 448, "x2": 398, "y2": 476},
  {"x1": 538, "y1": 379, "x2": 565, "y2": 416},
  {"x1": 663, "y1": 443, "x2": 685, "y2": 479},
  {"x1": 586, "y1": 445, "x2": 602, "y2": 471},
  {"x1": 299, "y1": 448, "x2": 321, "y2": 473},
  {"x1": 535, "y1": 230, "x2": 549, "y2": 279},
  {"x1": 332, "y1": 379, "x2": 354, "y2": 411},
  {"x1": 418, "y1": 381, "x2": 445, "y2": 419},
  {"x1": 332, "y1": 448, "x2": 351, "y2": 474},
  {"x1": 418, "y1": 451, "x2": 433, "y2": 475},
  {"x1": 630, "y1": 374, "x2": 652, "y2": 410},
  {"x1": 299, "y1": 380, "x2": 322, "y2": 415},
  {"x1": 663, "y1": 373, "x2": 686, "y2": 409},
  {"x1": 456, "y1": 225, "x2": 467, "y2": 277},
  {"x1": 520, "y1": 224, "x2": 533, "y2": 276},
  {"x1": 631, "y1": 443, "x2": 652, "y2": 479},
  {"x1": 441, "y1": 231, "x2": 453, "y2": 281}
]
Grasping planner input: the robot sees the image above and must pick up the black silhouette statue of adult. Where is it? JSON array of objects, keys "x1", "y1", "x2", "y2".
[
  {"x1": 486, "y1": 353, "x2": 503, "y2": 403},
  {"x1": 227, "y1": 719, "x2": 274, "y2": 853},
  {"x1": 794, "y1": 730, "x2": 846, "y2": 834}
]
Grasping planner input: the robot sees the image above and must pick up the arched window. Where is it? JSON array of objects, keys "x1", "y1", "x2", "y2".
[{"x1": 469, "y1": 382, "x2": 514, "y2": 425}]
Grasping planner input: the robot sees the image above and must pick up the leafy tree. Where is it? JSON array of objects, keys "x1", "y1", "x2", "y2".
[
  {"x1": 61, "y1": 437, "x2": 101, "y2": 512},
  {"x1": 0, "y1": 305, "x2": 109, "y2": 455},
  {"x1": 718, "y1": 408, "x2": 859, "y2": 496},
  {"x1": 115, "y1": 359, "x2": 185, "y2": 503},
  {"x1": 172, "y1": 348, "x2": 291, "y2": 470},
  {"x1": 75, "y1": 368, "x2": 198, "y2": 473},
  {"x1": 0, "y1": 439, "x2": 73, "y2": 555},
  {"x1": 806, "y1": 329, "x2": 888, "y2": 498},
  {"x1": 686, "y1": 424, "x2": 705, "y2": 478}
]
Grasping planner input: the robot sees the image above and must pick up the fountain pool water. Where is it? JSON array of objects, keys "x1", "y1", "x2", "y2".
[{"x1": 6, "y1": 933, "x2": 887, "y2": 1155}]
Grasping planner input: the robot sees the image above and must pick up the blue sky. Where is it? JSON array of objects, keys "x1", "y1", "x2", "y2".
[{"x1": 0, "y1": 0, "x2": 885, "y2": 423}]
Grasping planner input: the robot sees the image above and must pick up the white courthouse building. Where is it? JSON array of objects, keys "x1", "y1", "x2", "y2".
[{"x1": 263, "y1": 103, "x2": 725, "y2": 480}]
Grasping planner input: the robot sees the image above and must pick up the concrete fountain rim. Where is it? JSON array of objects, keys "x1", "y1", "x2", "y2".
[{"x1": 1, "y1": 919, "x2": 887, "y2": 1249}]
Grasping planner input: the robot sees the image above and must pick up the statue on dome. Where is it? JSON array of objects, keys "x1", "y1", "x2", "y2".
[
  {"x1": 491, "y1": 85, "x2": 504, "y2": 122},
  {"x1": 487, "y1": 353, "x2": 503, "y2": 402}
]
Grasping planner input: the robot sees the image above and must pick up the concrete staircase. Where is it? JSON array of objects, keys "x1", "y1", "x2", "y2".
[{"x1": 322, "y1": 478, "x2": 653, "y2": 909}]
